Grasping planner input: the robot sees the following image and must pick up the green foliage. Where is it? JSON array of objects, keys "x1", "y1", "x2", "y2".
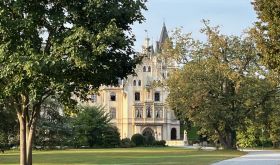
[
  {"x1": 120, "y1": 138, "x2": 135, "y2": 148},
  {"x1": 153, "y1": 140, "x2": 166, "y2": 147},
  {"x1": 0, "y1": 106, "x2": 18, "y2": 149},
  {"x1": 131, "y1": 134, "x2": 145, "y2": 146},
  {"x1": 73, "y1": 106, "x2": 120, "y2": 148},
  {"x1": 35, "y1": 99, "x2": 72, "y2": 148},
  {"x1": 101, "y1": 126, "x2": 121, "y2": 148},
  {"x1": 252, "y1": 0, "x2": 280, "y2": 72},
  {"x1": 144, "y1": 135, "x2": 155, "y2": 146},
  {"x1": 236, "y1": 120, "x2": 259, "y2": 148},
  {"x1": 166, "y1": 21, "x2": 275, "y2": 149},
  {"x1": 0, "y1": 0, "x2": 146, "y2": 163}
]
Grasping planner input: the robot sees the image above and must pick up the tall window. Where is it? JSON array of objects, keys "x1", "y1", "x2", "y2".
[
  {"x1": 110, "y1": 107, "x2": 116, "y2": 119},
  {"x1": 135, "y1": 92, "x2": 140, "y2": 101},
  {"x1": 133, "y1": 80, "x2": 136, "y2": 86},
  {"x1": 135, "y1": 107, "x2": 142, "y2": 118},
  {"x1": 146, "y1": 106, "x2": 152, "y2": 118},
  {"x1": 154, "y1": 92, "x2": 160, "y2": 101},
  {"x1": 143, "y1": 66, "x2": 146, "y2": 72},
  {"x1": 148, "y1": 66, "x2": 151, "y2": 72},
  {"x1": 138, "y1": 80, "x2": 141, "y2": 86},
  {"x1": 110, "y1": 92, "x2": 116, "y2": 101},
  {"x1": 155, "y1": 107, "x2": 163, "y2": 118}
]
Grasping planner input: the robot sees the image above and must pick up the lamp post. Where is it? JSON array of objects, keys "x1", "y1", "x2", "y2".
[{"x1": 261, "y1": 128, "x2": 264, "y2": 150}]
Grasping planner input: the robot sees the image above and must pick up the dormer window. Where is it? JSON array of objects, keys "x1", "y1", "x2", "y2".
[
  {"x1": 148, "y1": 66, "x2": 151, "y2": 72},
  {"x1": 143, "y1": 66, "x2": 146, "y2": 72}
]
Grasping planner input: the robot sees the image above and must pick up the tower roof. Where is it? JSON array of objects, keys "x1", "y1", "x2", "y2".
[{"x1": 159, "y1": 22, "x2": 168, "y2": 45}]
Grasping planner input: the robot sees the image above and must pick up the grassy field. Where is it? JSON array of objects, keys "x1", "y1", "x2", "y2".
[{"x1": 0, "y1": 147, "x2": 245, "y2": 165}]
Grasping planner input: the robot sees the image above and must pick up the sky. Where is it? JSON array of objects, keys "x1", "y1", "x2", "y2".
[{"x1": 132, "y1": 0, "x2": 258, "y2": 51}]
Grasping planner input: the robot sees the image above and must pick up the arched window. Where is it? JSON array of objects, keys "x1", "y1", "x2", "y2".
[
  {"x1": 148, "y1": 66, "x2": 151, "y2": 72},
  {"x1": 143, "y1": 66, "x2": 146, "y2": 72},
  {"x1": 142, "y1": 127, "x2": 154, "y2": 137},
  {"x1": 138, "y1": 80, "x2": 141, "y2": 86},
  {"x1": 133, "y1": 80, "x2": 136, "y2": 86}
]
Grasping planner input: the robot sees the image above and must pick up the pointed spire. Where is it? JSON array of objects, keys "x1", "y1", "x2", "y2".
[
  {"x1": 159, "y1": 22, "x2": 168, "y2": 45},
  {"x1": 156, "y1": 22, "x2": 169, "y2": 53}
]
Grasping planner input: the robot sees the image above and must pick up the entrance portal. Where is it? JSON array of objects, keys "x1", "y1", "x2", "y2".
[
  {"x1": 171, "y1": 128, "x2": 177, "y2": 140},
  {"x1": 142, "y1": 127, "x2": 154, "y2": 137}
]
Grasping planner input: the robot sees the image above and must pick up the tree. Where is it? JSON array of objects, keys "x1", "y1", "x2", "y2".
[
  {"x1": 0, "y1": 105, "x2": 18, "y2": 150},
  {"x1": 0, "y1": 1, "x2": 146, "y2": 165},
  {"x1": 167, "y1": 21, "x2": 271, "y2": 149},
  {"x1": 251, "y1": 0, "x2": 280, "y2": 72},
  {"x1": 73, "y1": 106, "x2": 117, "y2": 148},
  {"x1": 251, "y1": 0, "x2": 280, "y2": 149},
  {"x1": 35, "y1": 98, "x2": 72, "y2": 149}
]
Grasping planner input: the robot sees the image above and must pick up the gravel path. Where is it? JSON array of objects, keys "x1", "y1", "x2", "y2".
[{"x1": 212, "y1": 150, "x2": 280, "y2": 165}]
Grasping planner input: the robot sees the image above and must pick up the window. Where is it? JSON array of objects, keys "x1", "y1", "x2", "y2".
[
  {"x1": 133, "y1": 80, "x2": 136, "y2": 86},
  {"x1": 143, "y1": 66, "x2": 146, "y2": 72},
  {"x1": 138, "y1": 80, "x2": 141, "y2": 86},
  {"x1": 146, "y1": 106, "x2": 152, "y2": 118},
  {"x1": 110, "y1": 92, "x2": 116, "y2": 101},
  {"x1": 90, "y1": 94, "x2": 97, "y2": 102},
  {"x1": 148, "y1": 66, "x2": 151, "y2": 72},
  {"x1": 154, "y1": 92, "x2": 160, "y2": 101},
  {"x1": 135, "y1": 92, "x2": 140, "y2": 101},
  {"x1": 155, "y1": 107, "x2": 162, "y2": 118},
  {"x1": 110, "y1": 107, "x2": 116, "y2": 119},
  {"x1": 135, "y1": 107, "x2": 142, "y2": 118}
]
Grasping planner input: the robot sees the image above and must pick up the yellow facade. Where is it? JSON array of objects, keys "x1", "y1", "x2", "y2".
[{"x1": 88, "y1": 25, "x2": 180, "y2": 141}]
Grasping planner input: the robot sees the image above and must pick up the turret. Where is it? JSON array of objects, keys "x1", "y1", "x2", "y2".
[{"x1": 156, "y1": 23, "x2": 169, "y2": 53}]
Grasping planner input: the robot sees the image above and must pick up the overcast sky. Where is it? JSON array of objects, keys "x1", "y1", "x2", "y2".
[{"x1": 132, "y1": 0, "x2": 257, "y2": 51}]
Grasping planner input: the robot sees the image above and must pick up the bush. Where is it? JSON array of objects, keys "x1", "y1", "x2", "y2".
[
  {"x1": 144, "y1": 135, "x2": 155, "y2": 146},
  {"x1": 159, "y1": 140, "x2": 166, "y2": 146},
  {"x1": 120, "y1": 138, "x2": 135, "y2": 148},
  {"x1": 131, "y1": 134, "x2": 145, "y2": 146},
  {"x1": 153, "y1": 140, "x2": 166, "y2": 146},
  {"x1": 101, "y1": 126, "x2": 121, "y2": 148}
]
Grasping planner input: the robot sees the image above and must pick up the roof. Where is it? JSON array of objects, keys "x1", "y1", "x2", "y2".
[{"x1": 159, "y1": 23, "x2": 168, "y2": 45}]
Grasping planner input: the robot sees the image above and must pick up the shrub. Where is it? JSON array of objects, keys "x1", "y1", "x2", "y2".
[
  {"x1": 144, "y1": 135, "x2": 155, "y2": 146},
  {"x1": 101, "y1": 126, "x2": 121, "y2": 148},
  {"x1": 159, "y1": 140, "x2": 166, "y2": 146},
  {"x1": 120, "y1": 138, "x2": 135, "y2": 148},
  {"x1": 131, "y1": 134, "x2": 145, "y2": 146}
]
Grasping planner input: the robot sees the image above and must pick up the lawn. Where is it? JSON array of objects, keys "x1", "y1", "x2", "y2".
[{"x1": 0, "y1": 147, "x2": 245, "y2": 165}]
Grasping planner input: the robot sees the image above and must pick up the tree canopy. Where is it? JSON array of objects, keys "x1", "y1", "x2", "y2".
[
  {"x1": 252, "y1": 0, "x2": 280, "y2": 72},
  {"x1": 0, "y1": 1, "x2": 146, "y2": 165},
  {"x1": 166, "y1": 22, "x2": 277, "y2": 149}
]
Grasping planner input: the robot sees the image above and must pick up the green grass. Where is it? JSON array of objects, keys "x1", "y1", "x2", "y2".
[{"x1": 0, "y1": 147, "x2": 245, "y2": 165}]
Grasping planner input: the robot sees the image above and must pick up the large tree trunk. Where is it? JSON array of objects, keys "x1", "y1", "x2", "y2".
[
  {"x1": 217, "y1": 129, "x2": 237, "y2": 150},
  {"x1": 17, "y1": 112, "x2": 27, "y2": 165},
  {"x1": 26, "y1": 124, "x2": 35, "y2": 165}
]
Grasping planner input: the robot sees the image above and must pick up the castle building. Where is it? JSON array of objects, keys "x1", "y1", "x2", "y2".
[{"x1": 89, "y1": 24, "x2": 180, "y2": 141}]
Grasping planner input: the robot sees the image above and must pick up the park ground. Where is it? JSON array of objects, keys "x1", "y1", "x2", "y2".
[{"x1": 0, "y1": 147, "x2": 244, "y2": 165}]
